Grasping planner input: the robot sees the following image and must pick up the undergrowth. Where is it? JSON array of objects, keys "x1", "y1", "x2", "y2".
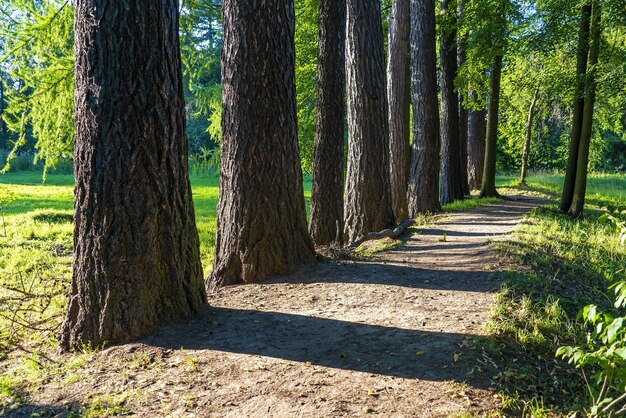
[{"x1": 476, "y1": 174, "x2": 626, "y2": 416}]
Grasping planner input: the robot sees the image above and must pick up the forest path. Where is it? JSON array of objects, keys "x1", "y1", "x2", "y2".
[{"x1": 26, "y1": 195, "x2": 544, "y2": 417}]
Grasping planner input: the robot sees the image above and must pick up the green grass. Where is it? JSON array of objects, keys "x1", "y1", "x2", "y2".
[
  {"x1": 467, "y1": 171, "x2": 626, "y2": 416},
  {"x1": 1, "y1": 170, "x2": 625, "y2": 416},
  {"x1": 0, "y1": 171, "x2": 313, "y2": 353}
]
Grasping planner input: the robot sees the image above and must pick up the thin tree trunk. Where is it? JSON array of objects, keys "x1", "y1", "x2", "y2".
[
  {"x1": 344, "y1": 0, "x2": 395, "y2": 243},
  {"x1": 569, "y1": 0, "x2": 601, "y2": 217},
  {"x1": 387, "y1": 0, "x2": 411, "y2": 222},
  {"x1": 309, "y1": 0, "x2": 346, "y2": 246},
  {"x1": 0, "y1": 81, "x2": 6, "y2": 149},
  {"x1": 61, "y1": 0, "x2": 205, "y2": 351},
  {"x1": 210, "y1": 0, "x2": 315, "y2": 287},
  {"x1": 520, "y1": 87, "x2": 539, "y2": 185},
  {"x1": 408, "y1": 0, "x2": 441, "y2": 215},
  {"x1": 457, "y1": 0, "x2": 470, "y2": 196},
  {"x1": 439, "y1": 0, "x2": 464, "y2": 206},
  {"x1": 467, "y1": 89, "x2": 486, "y2": 190},
  {"x1": 480, "y1": 53, "x2": 503, "y2": 198},
  {"x1": 560, "y1": 3, "x2": 592, "y2": 212}
]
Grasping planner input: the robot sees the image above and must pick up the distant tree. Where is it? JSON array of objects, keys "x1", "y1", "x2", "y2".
[
  {"x1": 519, "y1": 87, "x2": 540, "y2": 185},
  {"x1": 480, "y1": 0, "x2": 507, "y2": 198},
  {"x1": 309, "y1": 0, "x2": 346, "y2": 246},
  {"x1": 439, "y1": 0, "x2": 464, "y2": 205},
  {"x1": 480, "y1": 52, "x2": 504, "y2": 198},
  {"x1": 344, "y1": 0, "x2": 395, "y2": 243},
  {"x1": 209, "y1": 0, "x2": 315, "y2": 286},
  {"x1": 467, "y1": 90, "x2": 486, "y2": 190},
  {"x1": 387, "y1": 0, "x2": 411, "y2": 222},
  {"x1": 457, "y1": 0, "x2": 470, "y2": 196},
  {"x1": 560, "y1": 2, "x2": 592, "y2": 212},
  {"x1": 408, "y1": 0, "x2": 441, "y2": 215},
  {"x1": 61, "y1": 0, "x2": 206, "y2": 350}
]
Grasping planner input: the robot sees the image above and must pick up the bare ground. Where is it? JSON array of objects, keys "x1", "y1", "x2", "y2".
[{"x1": 8, "y1": 195, "x2": 545, "y2": 417}]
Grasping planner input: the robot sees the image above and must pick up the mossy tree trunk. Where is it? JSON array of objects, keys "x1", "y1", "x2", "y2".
[
  {"x1": 209, "y1": 0, "x2": 315, "y2": 288},
  {"x1": 61, "y1": 0, "x2": 206, "y2": 351}
]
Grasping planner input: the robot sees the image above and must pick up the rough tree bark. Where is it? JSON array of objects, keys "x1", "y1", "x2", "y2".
[
  {"x1": 519, "y1": 87, "x2": 539, "y2": 186},
  {"x1": 457, "y1": 0, "x2": 470, "y2": 196},
  {"x1": 210, "y1": 0, "x2": 315, "y2": 287},
  {"x1": 480, "y1": 53, "x2": 503, "y2": 198},
  {"x1": 387, "y1": 0, "x2": 411, "y2": 222},
  {"x1": 408, "y1": 0, "x2": 441, "y2": 215},
  {"x1": 60, "y1": 0, "x2": 206, "y2": 351},
  {"x1": 309, "y1": 0, "x2": 346, "y2": 246},
  {"x1": 560, "y1": 3, "x2": 592, "y2": 212},
  {"x1": 439, "y1": 0, "x2": 464, "y2": 206},
  {"x1": 569, "y1": 0, "x2": 601, "y2": 217},
  {"x1": 467, "y1": 89, "x2": 486, "y2": 190},
  {"x1": 344, "y1": 0, "x2": 395, "y2": 243}
]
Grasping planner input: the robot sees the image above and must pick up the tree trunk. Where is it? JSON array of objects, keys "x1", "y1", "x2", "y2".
[
  {"x1": 568, "y1": 0, "x2": 601, "y2": 217},
  {"x1": 344, "y1": 0, "x2": 395, "y2": 243},
  {"x1": 60, "y1": 0, "x2": 206, "y2": 351},
  {"x1": 457, "y1": 0, "x2": 470, "y2": 196},
  {"x1": 0, "y1": 81, "x2": 6, "y2": 149},
  {"x1": 408, "y1": 0, "x2": 441, "y2": 215},
  {"x1": 519, "y1": 87, "x2": 539, "y2": 185},
  {"x1": 387, "y1": 0, "x2": 411, "y2": 222},
  {"x1": 439, "y1": 0, "x2": 464, "y2": 206},
  {"x1": 480, "y1": 53, "x2": 503, "y2": 198},
  {"x1": 560, "y1": 3, "x2": 592, "y2": 212},
  {"x1": 467, "y1": 89, "x2": 486, "y2": 190},
  {"x1": 210, "y1": 0, "x2": 315, "y2": 287},
  {"x1": 309, "y1": 0, "x2": 346, "y2": 246}
]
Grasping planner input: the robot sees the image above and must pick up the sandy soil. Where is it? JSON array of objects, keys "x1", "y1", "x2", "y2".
[{"x1": 9, "y1": 195, "x2": 544, "y2": 417}]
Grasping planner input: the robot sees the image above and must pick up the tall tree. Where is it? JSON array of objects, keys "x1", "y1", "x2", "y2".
[
  {"x1": 480, "y1": 52, "x2": 503, "y2": 197},
  {"x1": 309, "y1": 0, "x2": 347, "y2": 246},
  {"x1": 479, "y1": 0, "x2": 506, "y2": 198},
  {"x1": 408, "y1": 0, "x2": 441, "y2": 215},
  {"x1": 457, "y1": 0, "x2": 470, "y2": 196},
  {"x1": 60, "y1": 0, "x2": 206, "y2": 351},
  {"x1": 467, "y1": 90, "x2": 486, "y2": 190},
  {"x1": 519, "y1": 87, "x2": 540, "y2": 185},
  {"x1": 568, "y1": 0, "x2": 602, "y2": 217},
  {"x1": 439, "y1": 0, "x2": 464, "y2": 205},
  {"x1": 387, "y1": 0, "x2": 411, "y2": 222},
  {"x1": 559, "y1": 3, "x2": 592, "y2": 212},
  {"x1": 344, "y1": 0, "x2": 395, "y2": 243},
  {"x1": 210, "y1": 0, "x2": 315, "y2": 287}
]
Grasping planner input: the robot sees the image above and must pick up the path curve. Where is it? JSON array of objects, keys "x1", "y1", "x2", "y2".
[{"x1": 19, "y1": 195, "x2": 544, "y2": 417}]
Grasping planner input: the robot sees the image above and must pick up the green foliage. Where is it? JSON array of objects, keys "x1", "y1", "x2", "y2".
[
  {"x1": 0, "y1": 0, "x2": 74, "y2": 175},
  {"x1": 471, "y1": 173, "x2": 626, "y2": 414},
  {"x1": 557, "y1": 212, "x2": 626, "y2": 417},
  {"x1": 294, "y1": 0, "x2": 319, "y2": 174}
]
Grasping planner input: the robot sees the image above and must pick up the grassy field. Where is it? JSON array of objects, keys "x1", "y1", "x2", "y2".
[{"x1": 477, "y1": 172, "x2": 626, "y2": 415}]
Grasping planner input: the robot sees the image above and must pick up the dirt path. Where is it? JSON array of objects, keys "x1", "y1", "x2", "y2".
[{"x1": 15, "y1": 195, "x2": 544, "y2": 417}]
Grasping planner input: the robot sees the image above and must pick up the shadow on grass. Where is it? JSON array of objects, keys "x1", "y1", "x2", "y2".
[{"x1": 463, "y1": 205, "x2": 620, "y2": 415}]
